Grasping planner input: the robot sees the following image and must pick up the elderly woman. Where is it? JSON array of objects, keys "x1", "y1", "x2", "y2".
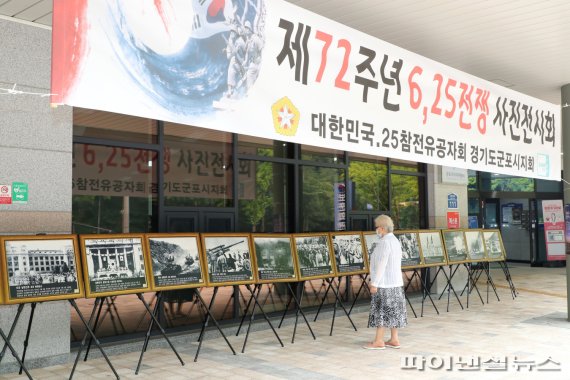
[{"x1": 364, "y1": 215, "x2": 408, "y2": 350}]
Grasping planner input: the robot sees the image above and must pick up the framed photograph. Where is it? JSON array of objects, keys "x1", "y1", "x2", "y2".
[
  {"x1": 252, "y1": 234, "x2": 298, "y2": 283},
  {"x1": 418, "y1": 231, "x2": 447, "y2": 266},
  {"x1": 394, "y1": 231, "x2": 422, "y2": 268},
  {"x1": 464, "y1": 230, "x2": 487, "y2": 262},
  {"x1": 145, "y1": 233, "x2": 206, "y2": 291},
  {"x1": 442, "y1": 230, "x2": 468, "y2": 264},
  {"x1": 201, "y1": 233, "x2": 256, "y2": 286},
  {"x1": 80, "y1": 234, "x2": 151, "y2": 298},
  {"x1": 293, "y1": 233, "x2": 336, "y2": 280},
  {"x1": 330, "y1": 232, "x2": 368, "y2": 275},
  {"x1": 362, "y1": 232, "x2": 378, "y2": 261},
  {"x1": 0, "y1": 235, "x2": 85, "y2": 304},
  {"x1": 483, "y1": 230, "x2": 506, "y2": 261}
]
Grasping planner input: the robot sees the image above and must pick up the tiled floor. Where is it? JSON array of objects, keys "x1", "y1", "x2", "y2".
[{"x1": 1, "y1": 263, "x2": 569, "y2": 379}]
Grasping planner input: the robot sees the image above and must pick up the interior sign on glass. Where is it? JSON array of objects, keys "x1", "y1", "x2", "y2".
[{"x1": 447, "y1": 193, "x2": 458, "y2": 209}]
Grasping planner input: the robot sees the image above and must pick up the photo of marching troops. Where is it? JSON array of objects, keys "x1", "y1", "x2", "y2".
[
  {"x1": 395, "y1": 232, "x2": 422, "y2": 267},
  {"x1": 294, "y1": 235, "x2": 333, "y2": 278},
  {"x1": 464, "y1": 231, "x2": 486, "y2": 261},
  {"x1": 418, "y1": 232, "x2": 446, "y2": 264},
  {"x1": 331, "y1": 234, "x2": 365, "y2": 273}
]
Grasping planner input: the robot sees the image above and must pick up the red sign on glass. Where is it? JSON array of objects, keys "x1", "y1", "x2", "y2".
[{"x1": 447, "y1": 211, "x2": 460, "y2": 229}]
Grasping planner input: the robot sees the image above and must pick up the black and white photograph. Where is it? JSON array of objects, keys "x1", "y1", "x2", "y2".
[
  {"x1": 464, "y1": 230, "x2": 487, "y2": 261},
  {"x1": 395, "y1": 231, "x2": 422, "y2": 268},
  {"x1": 293, "y1": 234, "x2": 335, "y2": 280},
  {"x1": 0, "y1": 235, "x2": 84, "y2": 303},
  {"x1": 331, "y1": 232, "x2": 367, "y2": 275},
  {"x1": 442, "y1": 230, "x2": 468, "y2": 263},
  {"x1": 146, "y1": 234, "x2": 205, "y2": 290},
  {"x1": 483, "y1": 230, "x2": 505, "y2": 261},
  {"x1": 81, "y1": 234, "x2": 150, "y2": 297},
  {"x1": 362, "y1": 232, "x2": 378, "y2": 259},
  {"x1": 253, "y1": 235, "x2": 297, "y2": 283},
  {"x1": 418, "y1": 232, "x2": 447, "y2": 265},
  {"x1": 201, "y1": 234, "x2": 255, "y2": 286}
]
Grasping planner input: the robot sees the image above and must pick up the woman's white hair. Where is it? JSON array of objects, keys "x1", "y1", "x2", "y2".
[{"x1": 374, "y1": 215, "x2": 394, "y2": 233}]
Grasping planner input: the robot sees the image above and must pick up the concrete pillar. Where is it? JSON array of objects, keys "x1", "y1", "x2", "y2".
[
  {"x1": 0, "y1": 18, "x2": 73, "y2": 373},
  {"x1": 562, "y1": 84, "x2": 570, "y2": 321},
  {"x1": 426, "y1": 164, "x2": 469, "y2": 293}
]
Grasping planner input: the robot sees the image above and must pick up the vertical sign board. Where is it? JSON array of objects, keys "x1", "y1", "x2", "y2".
[
  {"x1": 565, "y1": 204, "x2": 570, "y2": 255},
  {"x1": 447, "y1": 193, "x2": 458, "y2": 209},
  {"x1": 12, "y1": 182, "x2": 28, "y2": 204},
  {"x1": 0, "y1": 185, "x2": 12, "y2": 204},
  {"x1": 334, "y1": 183, "x2": 346, "y2": 231},
  {"x1": 542, "y1": 200, "x2": 565, "y2": 261},
  {"x1": 447, "y1": 212, "x2": 460, "y2": 229}
]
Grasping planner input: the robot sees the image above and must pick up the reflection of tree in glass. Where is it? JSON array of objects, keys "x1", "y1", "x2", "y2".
[
  {"x1": 349, "y1": 160, "x2": 388, "y2": 211},
  {"x1": 391, "y1": 175, "x2": 420, "y2": 229},
  {"x1": 301, "y1": 167, "x2": 345, "y2": 231},
  {"x1": 241, "y1": 160, "x2": 272, "y2": 232}
]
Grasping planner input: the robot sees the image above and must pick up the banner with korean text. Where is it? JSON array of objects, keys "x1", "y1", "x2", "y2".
[
  {"x1": 542, "y1": 200, "x2": 566, "y2": 261},
  {"x1": 52, "y1": 0, "x2": 561, "y2": 180}
]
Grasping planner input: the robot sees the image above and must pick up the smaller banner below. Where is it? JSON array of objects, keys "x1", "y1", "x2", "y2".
[
  {"x1": 542, "y1": 200, "x2": 565, "y2": 261},
  {"x1": 447, "y1": 211, "x2": 460, "y2": 229}
]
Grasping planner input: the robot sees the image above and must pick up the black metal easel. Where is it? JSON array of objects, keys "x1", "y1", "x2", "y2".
[
  {"x1": 402, "y1": 272, "x2": 418, "y2": 318},
  {"x1": 347, "y1": 274, "x2": 371, "y2": 316},
  {"x1": 434, "y1": 264, "x2": 464, "y2": 312},
  {"x1": 134, "y1": 292, "x2": 185, "y2": 374},
  {"x1": 68, "y1": 298, "x2": 119, "y2": 380},
  {"x1": 325, "y1": 277, "x2": 358, "y2": 336},
  {"x1": 498, "y1": 260, "x2": 517, "y2": 299},
  {"x1": 193, "y1": 287, "x2": 236, "y2": 362},
  {"x1": 404, "y1": 268, "x2": 439, "y2": 317},
  {"x1": 0, "y1": 303, "x2": 33, "y2": 380},
  {"x1": 235, "y1": 284, "x2": 284, "y2": 353},
  {"x1": 277, "y1": 282, "x2": 316, "y2": 343}
]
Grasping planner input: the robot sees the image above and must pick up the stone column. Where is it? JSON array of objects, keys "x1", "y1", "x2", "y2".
[
  {"x1": 0, "y1": 18, "x2": 73, "y2": 373},
  {"x1": 562, "y1": 84, "x2": 570, "y2": 321},
  {"x1": 426, "y1": 164, "x2": 469, "y2": 293}
]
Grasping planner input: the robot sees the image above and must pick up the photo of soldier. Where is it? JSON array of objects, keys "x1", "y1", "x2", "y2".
[
  {"x1": 331, "y1": 233, "x2": 366, "y2": 274},
  {"x1": 293, "y1": 235, "x2": 334, "y2": 280},
  {"x1": 202, "y1": 235, "x2": 255, "y2": 285}
]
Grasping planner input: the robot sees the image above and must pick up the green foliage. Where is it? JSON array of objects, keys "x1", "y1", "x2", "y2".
[{"x1": 348, "y1": 161, "x2": 388, "y2": 211}]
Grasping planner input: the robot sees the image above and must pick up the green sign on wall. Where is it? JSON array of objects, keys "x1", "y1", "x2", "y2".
[{"x1": 12, "y1": 182, "x2": 28, "y2": 204}]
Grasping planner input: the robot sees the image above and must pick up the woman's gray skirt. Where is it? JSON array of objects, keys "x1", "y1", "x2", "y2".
[{"x1": 368, "y1": 286, "x2": 408, "y2": 328}]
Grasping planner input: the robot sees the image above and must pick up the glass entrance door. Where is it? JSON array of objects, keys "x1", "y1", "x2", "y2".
[{"x1": 163, "y1": 210, "x2": 234, "y2": 233}]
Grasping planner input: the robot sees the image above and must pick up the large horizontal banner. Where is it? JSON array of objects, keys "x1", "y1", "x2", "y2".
[{"x1": 52, "y1": 0, "x2": 561, "y2": 180}]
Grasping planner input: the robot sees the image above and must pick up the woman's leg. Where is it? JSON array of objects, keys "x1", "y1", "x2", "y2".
[
  {"x1": 387, "y1": 328, "x2": 400, "y2": 345},
  {"x1": 373, "y1": 327, "x2": 385, "y2": 345}
]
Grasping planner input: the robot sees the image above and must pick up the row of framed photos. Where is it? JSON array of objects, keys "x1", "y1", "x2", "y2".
[{"x1": 0, "y1": 229, "x2": 506, "y2": 305}]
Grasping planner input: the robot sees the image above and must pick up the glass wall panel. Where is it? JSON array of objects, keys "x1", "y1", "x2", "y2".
[
  {"x1": 536, "y1": 179, "x2": 562, "y2": 193},
  {"x1": 163, "y1": 122, "x2": 234, "y2": 207},
  {"x1": 348, "y1": 156, "x2": 388, "y2": 211},
  {"x1": 237, "y1": 135, "x2": 294, "y2": 158},
  {"x1": 238, "y1": 161, "x2": 291, "y2": 232},
  {"x1": 391, "y1": 175, "x2": 424, "y2": 229},
  {"x1": 391, "y1": 158, "x2": 423, "y2": 172},
  {"x1": 468, "y1": 170, "x2": 478, "y2": 191},
  {"x1": 300, "y1": 166, "x2": 346, "y2": 232},
  {"x1": 301, "y1": 145, "x2": 345, "y2": 164},
  {"x1": 72, "y1": 143, "x2": 158, "y2": 233},
  {"x1": 479, "y1": 172, "x2": 534, "y2": 192},
  {"x1": 73, "y1": 108, "x2": 157, "y2": 144}
]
